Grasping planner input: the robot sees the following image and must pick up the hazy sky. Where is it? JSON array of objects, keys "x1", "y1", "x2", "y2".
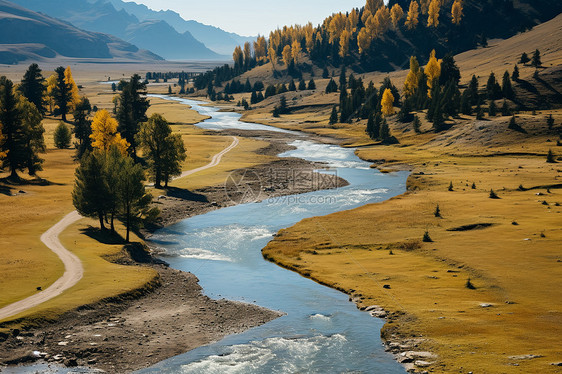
[{"x1": 131, "y1": 0, "x2": 368, "y2": 36}]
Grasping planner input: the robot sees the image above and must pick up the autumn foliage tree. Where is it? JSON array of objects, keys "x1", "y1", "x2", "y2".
[
  {"x1": 391, "y1": 4, "x2": 404, "y2": 29},
  {"x1": 451, "y1": 0, "x2": 463, "y2": 25},
  {"x1": 90, "y1": 109, "x2": 129, "y2": 153},
  {"x1": 404, "y1": 56, "x2": 421, "y2": 97},
  {"x1": 381, "y1": 88, "x2": 395, "y2": 116},
  {"x1": 405, "y1": 0, "x2": 420, "y2": 30},
  {"x1": 427, "y1": 0, "x2": 441, "y2": 27},
  {"x1": 425, "y1": 49, "x2": 441, "y2": 96}
]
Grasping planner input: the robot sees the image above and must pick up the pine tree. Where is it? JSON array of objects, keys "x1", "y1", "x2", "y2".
[
  {"x1": 73, "y1": 97, "x2": 92, "y2": 160},
  {"x1": 486, "y1": 72, "x2": 502, "y2": 100},
  {"x1": 116, "y1": 74, "x2": 149, "y2": 158},
  {"x1": 90, "y1": 110, "x2": 129, "y2": 153},
  {"x1": 289, "y1": 80, "x2": 296, "y2": 91},
  {"x1": 329, "y1": 105, "x2": 338, "y2": 125},
  {"x1": 460, "y1": 89, "x2": 472, "y2": 115},
  {"x1": 19, "y1": 63, "x2": 45, "y2": 115},
  {"x1": 413, "y1": 115, "x2": 421, "y2": 133},
  {"x1": 298, "y1": 79, "x2": 307, "y2": 90},
  {"x1": 502, "y1": 71, "x2": 514, "y2": 99},
  {"x1": 137, "y1": 114, "x2": 187, "y2": 189},
  {"x1": 19, "y1": 98, "x2": 45, "y2": 175},
  {"x1": 326, "y1": 78, "x2": 338, "y2": 93},
  {"x1": 468, "y1": 75, "x2": 479, "y2": 105},
  {"x1": 54, "y1": 122, "x2": 71, "y2": 149},
  {"x1": 72, "y1": 149, "x2": 111, "y2": 230},
  {"x1": 308, "y1": 79, "x2": 316, "y2": 90},
  {"x1": 439, "y1": 54, "x2": 460, "y2": 86},
  {"x1": 398, "y1": 98, "x2": 414, "y2": 123},
  {"x1": 379, "y1": 118, "x2": 391, "y2": 142},
  {"x1": 488, "y1": 100, "x2": 497, "y2": 117},
  {"x1": 117, "y1": 155, "x2": 156, "y2": 242},
  {"x1": 520, "y1": 52, "x2": 530, "y2": 64},
  {"x1": 53, "y1": 67, "x2": 72, "y2": 122},
  {"x1": 511, "y1": 65, "x2": 519, "y2": 81},
  {"x1": 547, "y1": 114, "x2": 554, "y2": 130},
  {"x1": 501, "y1": 100, "x2": 511, "y2": 116},
  {"x1": 531, "y1": 49, "x2": 542, "y2": 68},
  {"x1": 322, "y1": 66, "x2": 329, "y2": 79},
  {"x1": 546, "y1": 149, "x2": 556, "y2": 163}
]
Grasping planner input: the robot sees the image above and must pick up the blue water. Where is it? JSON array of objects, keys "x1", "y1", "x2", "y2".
[
  {"x1": 138, "y1": 98, "x2": 408, "y2": 373},
  {"x1": 9, "y1": 96, "x2": 408, "y2": 374}
]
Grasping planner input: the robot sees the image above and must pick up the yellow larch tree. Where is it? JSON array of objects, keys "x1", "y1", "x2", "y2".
[
  {"x1": 381, "y1": 88, "x2": 395, "y2": 116},
  {"x1": 282, "y1": 45, "x2": 292, "y2": 66},
  {"x1": 90, "y1": 109, "x2": 129, "y2": 153},
  {"x1": 64, "y1": 66, "x2": 80, "y2": 110},
  {"x1": 347, "y1": 8, "x2": 359, "y2": 33},
  {"x1": 253, "y1": 36, "x2": 267, "y2": 63},
  {"x1": 365, "y1": 0, "x2": 384, "y2": 15},
  {"x1": 339, "y1": 29, "x2": 351, "y2": 57},
  {"x1": 233, "y1": 46, "x2": 243, "y2": 68},
  {"x1": 304, "y1": 23, "x2": 315, "y2": 52},
  {"x1": 328, "y1": 13, "x2": 346, "y2": 43},
  {"x1": 424, "y1": 49, "x2": 441, "y2": 96},
  {"x1": 291, "y1": 40, "x2": 302, "y2": 65},
  {"x1": 451, "y1": 0, "x2": 463, "y2": 25},
  {"x1": 427, "y1": 0, "x2": 441, "y2": 27},
  {"x1": 243, "y1": 42, "x2": 252, "y2": 66},
  {"x1": 357, "y1": 27, "x2": 372, "y2": 54},
  {"x1": 404, "y1": 56, "x2": 421, "y2": 97},
  {"x1": 371, "y1": 6, "x2": 391, "y2": 38},
  {"x1": 405, "y1": 1, "x2": 420, "y2": 30},
  {"x1": 268, "y1": 46, "x2": 277, "y2": 68},
  {"x1": 45, "y1": 74, "x2": 57, "y2": 113},
  {"x1": 420, "y1": 0, "x2": 430, "y2": 15},
  {"x1": 391, "y1": 4, "x2": 404, "y2": 28}
]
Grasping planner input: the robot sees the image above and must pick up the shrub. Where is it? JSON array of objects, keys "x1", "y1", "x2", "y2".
[
  {"x1": 448, "y1": 181, "x2": 454, "y2": 191},
  {"x1": 423, "y1": 231, "x2": 433, "y2": 242},
  {"x1": 471, "y1": 182, "x2": 476, "y2": 189},
  {"x1": 546, "y1": 149, "x2": 556, "y2": 163},
  {"x1": 466, "y1": 278, "x2": 476, "y2": 289},
  {"x1": 54, "y1": 122, "x2": 71, "y2": 149},
  {"x1": 434, "y1": 204, "x2": 441, "y2": 218}
]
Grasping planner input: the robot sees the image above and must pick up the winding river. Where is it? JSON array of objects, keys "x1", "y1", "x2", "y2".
[
  {"x1": 10, "y1": 96, "x2": 409, "y2": 373},
  {"x1": 139, "y1": 96, "x2": 409, "y2": 373}
]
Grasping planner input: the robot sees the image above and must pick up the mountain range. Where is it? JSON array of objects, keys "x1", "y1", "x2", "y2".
[
  {"x1": 9, "y1": 0, "x2": 253, "y2": 60},
  {"x1": 0, "y1": 0, "x2": 162, "y2": 64}
]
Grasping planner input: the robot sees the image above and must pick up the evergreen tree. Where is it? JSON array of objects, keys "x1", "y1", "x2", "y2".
[
  {"x1": 54, "y1": 122, "x2": 72, "y2": 149},
  {"x1": 488, "y1": 100, "x2": 497, "y2": 117},
  {"x1": 511, "y1": 65, "x2": 519, "y2": 81},
  {"x1": 72, "y1": 149, "x2": 111, "y2": 230},
  {"x1": 117, "y1": 155, "x2": 156, "y2": 242},
  {"x1": 468, "y1": 75, "x2": 479, "y2": 105},
  {"x1": 379, "y1": 118, "x2": 393, "y2": 143},
  {"x1": 366, "y1": 112, "x2": 376, "y2": 139},
  {"x1": 329, "y1": 105, "x2": 338, "y2": 125},
  {"x1": 19, "y1": 63, "x2": 45, "y2": 115},
  {"x1": 531, "y1": 49, "x2": 542, "y2": 68},
  {"x1": 547, "y1": 114, "x2": 554, "y2": 130},
  {"x1": 476, "y1": 103, "x2": 485, "y2": 120},
  {"x1": 137, "y1": 114, "x2": 187, "y2": 189},
  {"x1": 520, "y1": 52, "x2": 530, "y2": 64},
  {"x1": 19, "y1": 98, "x2": 45, "y2": 175},
  {"x1": 322, "y1": 66, "x2": 330, "y2": 79},
  {"x1": 289, "y1": 80, "x2": 296, "y2": 91},
  {"x1": 73, "y1": 98, "x2": 92, "y2": 160},
  {"x1": 308, "y1": 79, "x2": 316, "y2": 90},
  {"x1": 53, "y1": 66, "x2": 72, "y2": 122},
  {"x1": 250, "y1": 90, "x2": 258, "y2": 104},
  {"x1": 486, "y1": 72, "x2": 502, "y2": 100},
  {"x1": 546, "y1": 149, "x2": 556, "y2": 163},
  {"x1": 325, "y1": 78, "x2": 338, "y2": 93},
  {"x1": 413, "y1": 115, "x2": 421, "y2": 133},
  {"x1": 116, "y1": 74, "x2": 149, "y2": 159},
  {"x1": 398, "y1": 98, "x2": 414, "y2": 123},
  {"x1": 502, "y1": 71, "x2": 514, "y2": 99},
  {"x1": 460, "y1": 89, "x2": 472, "y2": 115},
  {"x1": 439, "y1": 54, "x2": 461, "y2": 86},
  {"x1": 298, "y1": 79, "x2": 307, "y2": 90},
  {"x1": 111, "y1": 82, "x2": 117, "y2": 92},
  {"x1": 501, "y1": 100, "x2": 511, "y2": 116},
  {"x1": 0, "y1": 77, "x2": 28, "y2": 179}
]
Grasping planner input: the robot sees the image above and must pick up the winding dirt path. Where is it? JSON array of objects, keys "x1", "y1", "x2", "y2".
[{"x1": 0, "y1": 136, "x2": 239, "y2": 322}]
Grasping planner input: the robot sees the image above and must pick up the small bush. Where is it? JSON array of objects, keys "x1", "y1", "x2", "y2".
[
  {"x1": 517, "y1": 184, "x2": 525, "y2": 191},
  {"x1": 508, "y1": 115, "x2": 527, "y2": 133},
  {"x1": 434, "y1": 204, "x2": 441, "y2": 218},
  {"x1": 423, "y1": 231, "x2": 433, "y2": 242},
  {"x1": 54, "y1": 122, "x2": 71, "y2": 149},
  {"x1": 489, "y1": 189, "x2": 499, "y2": 199},
  {"x1": 397, "y1": 240, "x2": 422, "y2": 251},
  {"x1": 466, "y1": 278, "x2": 476, "y2": 289},
  {"x1": 471, "y1": 182, "x2": 476, "y2": 189},
  {"x1": 448, "y1": 181, "x2": 454, "y2": 191}
]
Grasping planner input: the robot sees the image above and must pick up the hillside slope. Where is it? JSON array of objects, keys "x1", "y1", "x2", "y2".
[
  {"x1": 9, "y1": 0, "x2": 222, "y2": 60},
  {"x1": 0, "y1": 0, "x2": 162, "y2": 64}
]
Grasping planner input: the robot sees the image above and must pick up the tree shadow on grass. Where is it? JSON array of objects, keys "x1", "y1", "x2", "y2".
[
  {"x1": 80, "y1": 226, "x2": 126, "y2": 245},
  {"x1": 165, "y1": 186, "x2": 208, "y2": 202}
]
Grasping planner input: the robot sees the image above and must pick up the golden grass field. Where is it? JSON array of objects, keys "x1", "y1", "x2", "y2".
[
  {"x1": 0, "y1": 71, "x2": 272, "y2": 330},
  {"x1": 254, "y1": 16, "x2": 562, "y2": 373}
]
